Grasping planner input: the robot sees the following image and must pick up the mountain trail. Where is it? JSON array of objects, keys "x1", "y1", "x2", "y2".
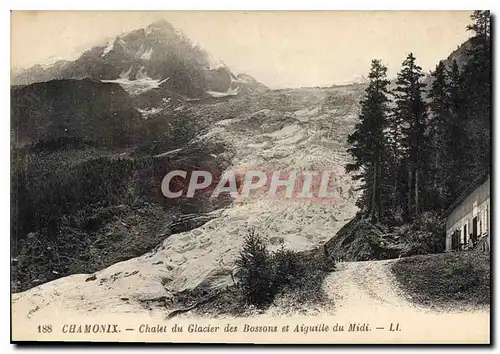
[{"x1": 323, "y1": 260, "x2": 420, "y2": 316}]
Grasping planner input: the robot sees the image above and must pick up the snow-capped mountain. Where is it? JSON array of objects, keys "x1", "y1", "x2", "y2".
[{"x1": 11, "y1": 19, "x2": 268, "y2": 98}]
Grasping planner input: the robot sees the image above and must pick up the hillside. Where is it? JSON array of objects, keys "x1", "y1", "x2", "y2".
[
  {"x1": 11, "y1": 82, "x2": 363, "y2": 311},
  {"x1": 422, "y1": 37, "x2": 474, "y2": 86},
  {"x1": 442, "y1": 37, "x2": 475, "y2": 71},
  {"x1": 391, "y1": 253, "x2": 490, "y2": 310},
  {"x1": 10, "y1": 75, "x2": 237, "y2": 291},
  {"x1": 12, "y1": 34, "x2": 482, "y2": 307},
  {"x1": 10, "y1": 19, "x2": 270, "y2": 293},
  {"x1": 11, "y1": 79, "x2": 143, "y2": 147}
]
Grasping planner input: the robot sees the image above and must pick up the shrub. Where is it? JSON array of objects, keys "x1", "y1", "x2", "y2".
[
  {"x1": 281, "y1": 249, "x2": 335, "y2": 307},
  {"x1": 235, "y1": 228, "x2": 274, "y2": 307},
  {"x1": 323, "y1": 215, "x2": 393, "y2": 261},
  {"x1": 395, "y1": 211, "x2": 445, "y2": 256},
  {"x1": 271, "y1": 246, "x2": 304, "y2": 291},
  {"x1": 235, "y1": 229, "x2": 334, "y2": 309}
]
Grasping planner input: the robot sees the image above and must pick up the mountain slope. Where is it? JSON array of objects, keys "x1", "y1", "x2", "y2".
[
  {"x1": 11, "y1": 84, "x2": 363, "y2": 315},
  {"x1": 11, "y1": 20, "x2": 268, "y2": 98},
  {"x1": 10, "y1": 76, "x2": 236, "y2": 292},
  {"x1": 442, "y1": 37, "x2": 475, "y2": 70},
  {"x1": 11, "y1": 79, "x2": 143, "y2": 147},
  {"x1": 422, "y1": 37, "x2": 474, "y2": 86}
]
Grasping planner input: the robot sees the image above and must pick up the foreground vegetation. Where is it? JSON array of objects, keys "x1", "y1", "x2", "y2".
[
  {"x1": 324, "y1": 211, "x2": 444, "y2": 261},
  {"x1": 391, "y1": 252, "x2": 490, "y2": 310},
  {"x1": 181, "y1": 229, "x2": 336, "y2": 318}
]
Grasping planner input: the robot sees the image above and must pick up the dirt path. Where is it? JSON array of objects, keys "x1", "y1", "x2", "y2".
[
  {"x1": 322, "y1": 260, "x2": 424, "y2": 315},
  {"x1": 12, "y1": 258, "x2": 490, "y2": 343}
]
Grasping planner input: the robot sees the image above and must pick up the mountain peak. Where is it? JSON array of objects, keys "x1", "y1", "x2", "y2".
[
  {"x1": 11, "y1": 19, "x2": 267, "y2": 98},
  {"x1": 147, "y1": 19, "x2": 176, "y2": 33}
]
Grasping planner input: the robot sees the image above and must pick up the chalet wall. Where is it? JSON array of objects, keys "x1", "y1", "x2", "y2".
[{"x1": 445, "y1": 177, "x2": 490, "y2": 251}]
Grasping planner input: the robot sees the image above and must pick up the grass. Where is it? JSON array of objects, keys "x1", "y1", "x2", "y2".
[{"x1": 391, "y1": 252, "x2": 490, "y2": 310}]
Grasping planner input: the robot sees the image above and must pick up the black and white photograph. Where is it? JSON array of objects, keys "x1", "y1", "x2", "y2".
[{"x1": 9, "y1": 10, "x2": 491, "y2": 344}]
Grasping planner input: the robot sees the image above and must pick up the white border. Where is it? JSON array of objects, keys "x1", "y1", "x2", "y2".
[{"x1": 3, "y1": 2, "x2": 493, "y2": 10}]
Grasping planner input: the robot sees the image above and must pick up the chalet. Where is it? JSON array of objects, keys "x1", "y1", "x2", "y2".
[{"x1": 444, "y1": 174, "x2": 490, "y2": 252}]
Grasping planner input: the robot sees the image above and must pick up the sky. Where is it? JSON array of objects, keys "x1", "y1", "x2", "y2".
[{"x1": 11, "y1": 11, "x2": 473, "y2": 89}]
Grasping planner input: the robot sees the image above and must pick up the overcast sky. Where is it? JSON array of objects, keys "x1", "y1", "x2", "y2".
[{"x1": 11, "y1": 11, "x2": 473, "y2": 88}]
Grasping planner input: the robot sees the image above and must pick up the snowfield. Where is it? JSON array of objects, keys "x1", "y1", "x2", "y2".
[{"x1": 102, "y1": 66, "x2": 170, "y2": 96}]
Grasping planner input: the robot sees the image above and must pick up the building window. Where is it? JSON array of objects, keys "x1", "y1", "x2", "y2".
[
  {"x1": 463, "y1": 223, "x2": 467, "y2": 250},
  {"x1": 452, "y1": 230, "x2": 460, "y2": 251},
  {"x1": 472, "y1": 216, "x2": 478, "y2": 245}
]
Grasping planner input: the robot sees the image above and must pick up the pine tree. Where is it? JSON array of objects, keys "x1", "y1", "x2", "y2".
[
  {"x1": 466, "y1": 10, "x2": 490, "y2": 38},
  {"x1": 384, "y1": 93, "x2": 406, "y2": 223},
  {"x1": 426, "y1": 61, "x2": 453, "y2": 209},
  {"x1": 346, "y1": 60, "x2": 391, "y2": 223},
  {"x1": 461, "y1": 10, "x2": 491, "y2": 181},
  {"x1": 235, "y1": 228, "x2": 274, "y2": 307},
  {"x1": 392, "y1": 53, "x2": 427, "y2": 220},
  {"x1": 447, "y1": 59, "x2": 470, "y2": 195}
]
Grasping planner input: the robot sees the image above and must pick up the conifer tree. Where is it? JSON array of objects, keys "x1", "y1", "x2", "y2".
[
  {"x1": 347, "y1": 59, "x2": 390, "y2": 223},
  {"x1": 461, "y1": 10, "x2": 491, "y2": 180},
  {"x1": 391, "y1": 53, "x2": 427, "y2": 220},
  {"x1": 426, "y1": 61, "x2": 452, "y2": 209},
  {"x1": 466, "y1": 10, "x2": 490, "y2": 38},
  {"x1": 446, "y1": 59, "x2": 470, "y2": 194}
]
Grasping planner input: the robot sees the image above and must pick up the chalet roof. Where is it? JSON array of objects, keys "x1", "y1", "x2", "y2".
[{"x1": 441, "y1": 173, "x2": 490, "y2": 220}]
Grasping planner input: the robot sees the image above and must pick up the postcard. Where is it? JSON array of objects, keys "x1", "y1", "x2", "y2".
[{"x1": 10, "y1": 10, "x2": 491, "y2": 344}]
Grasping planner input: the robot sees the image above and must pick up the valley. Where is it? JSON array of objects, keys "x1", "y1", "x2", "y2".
[
  {"x1": 11, "y1": 82, "x2": 363, "y2": 317},
  {"x1": 10, "y1": 13, "x2": 491, "y2": 341}
]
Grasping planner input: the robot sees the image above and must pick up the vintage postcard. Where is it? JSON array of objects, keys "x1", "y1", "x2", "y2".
[{"x1": 10, "y1": 10, "x2": 491, "y2": 344}]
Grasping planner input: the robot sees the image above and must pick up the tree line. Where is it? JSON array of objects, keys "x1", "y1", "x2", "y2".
[{"x1": 347, "y1": 11, "x2": 491, "y2": 226}]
